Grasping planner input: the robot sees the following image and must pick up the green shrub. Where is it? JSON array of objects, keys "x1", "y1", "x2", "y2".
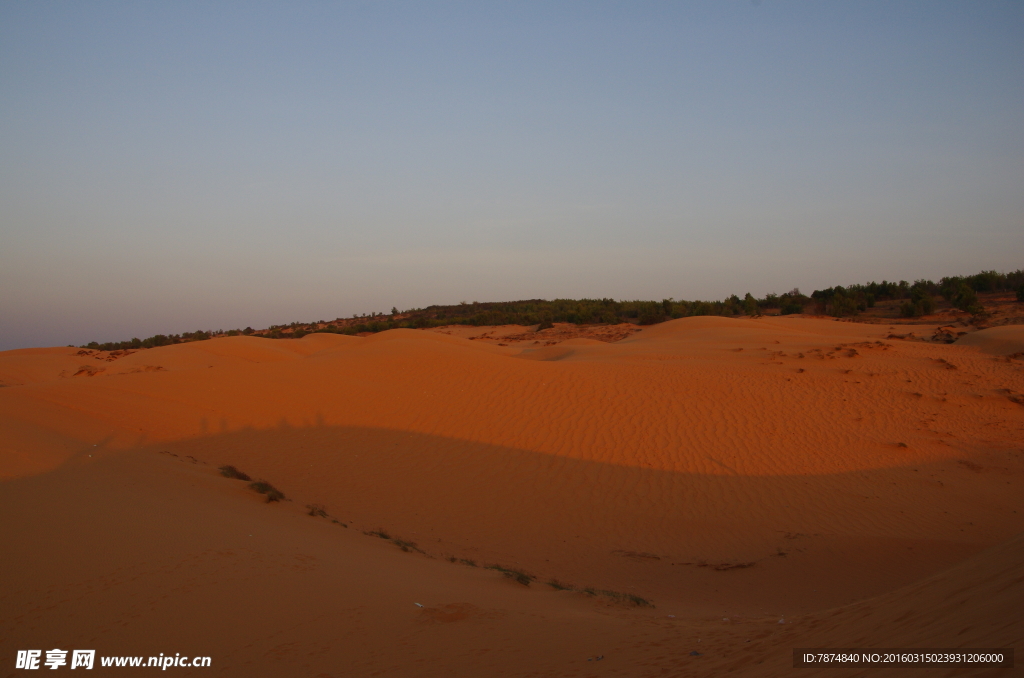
[
  {"x1": 900, "y1": 301, "x2": 925, "y2": 318},
  {"x1": 743, "y1": 293, "x2": 759, "y2": 316},
  {"x1": 953, "y1": 284, "x2": 982, "y2": 313}
]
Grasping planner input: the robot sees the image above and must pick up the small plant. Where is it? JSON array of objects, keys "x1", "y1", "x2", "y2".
[
  {"x1": 459, "y1": 558, "x2": 478, "y2": 567},
  {"x1": 331, "y1": 519, "x2": 348, "y2": 528},
  {"x1": 576, "y1": 585, "x2": 654, "y2": 607},
  {"x1": 219, "y1": 465, "x2": 251, "y2": 481},
  {"x1": 547, "y1": 579, "x2": 573, "y2": 591},
  {"x1": 306, "y1": 503, "x2": 328, "y2": 518},
  {"x1": 486, "y1": 564, "x2": 534, "y2": 586},
  {"x1": 392, "y1": 538, "x2": 425, "y2": 554},
  {"x1": 248, "y1": 480, "x2": 285, "y2": 502},
  {"x1": 362, "y1": 528, "x2": 425, "y2": 553}
]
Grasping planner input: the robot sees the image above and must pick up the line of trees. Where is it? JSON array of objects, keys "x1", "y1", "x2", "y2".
[
  {"x1": 810, "y1": 269, "x2": 1024, "y2": 318},
  {"x1": 80, "y1": 268, "x2": 1023, "y2": 349},
  {"x1": 81, "y1": 328, "x2": 255, "y2": 352}
]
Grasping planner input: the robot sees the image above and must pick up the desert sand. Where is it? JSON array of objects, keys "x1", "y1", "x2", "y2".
[{"x1": 2, "y1": 317, "x2": 1022, "y2": 676}]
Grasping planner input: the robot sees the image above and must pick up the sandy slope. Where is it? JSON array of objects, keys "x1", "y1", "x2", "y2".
[
  {"x1": 2, "y1": 317, "x2": 1022, "y2": 675},
  {"x1": 956, "y1": 325, "x2": 1024, "y2": 356}
]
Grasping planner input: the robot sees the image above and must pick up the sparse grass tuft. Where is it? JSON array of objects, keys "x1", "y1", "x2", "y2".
[
  {"x1": 219, "y1": 465, "x2": 251, "y2": 481},
  {"x1": 248, "y1": 480, "x2": 285, "y2": 502},
  {"x1": 551, "y1": 580, "x2": 654, "y2": 607},
  {"x1": 361, "y1": 528, "x2": 425, "y2": 554},
  {"x1": 392, "y1": 538, "x2": 425, "y2": 554},
  {"x1": 486, "y1": 564, "x2": 534, "y2": 586},
  {"x1": 442, "y1": 559, "x2": 652, "y2": 607},
  {"x1": 597, "y1": 589, "x2": 654, "y2": 607},
  {"x1": 306, "y1": 503, "x2": 328, "y2": 518}
]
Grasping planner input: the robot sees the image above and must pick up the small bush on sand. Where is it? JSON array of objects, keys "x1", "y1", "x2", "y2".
[
  {"x1": 248, "y1": 480, "x2": 285, "y2": 502},
  {"x1": 600, "y1": 589, "x2": 654, "y2": 607},
  {"x1": 363, "y1": 528, "x2": 424, "y2": 553},
  {"x1": 306, "y1": 503, "x2": 328, "y2": 517},
  {"x1": 556, "y1": 581, "x2": 653, "y2": 607},
  {"x1": 219, "y1": 465, "x2": 251, "y2": 481},
  {"x1": 392, "y1": 538, "x2": 425, "y2": 554},
  {"x1": 486, "y1": 564, "x2": 534, "y2": 586}
]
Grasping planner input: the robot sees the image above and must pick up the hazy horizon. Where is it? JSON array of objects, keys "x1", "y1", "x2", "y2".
[{"x1": 2, "y1": 1, "x2": 1022, "y2": 350}]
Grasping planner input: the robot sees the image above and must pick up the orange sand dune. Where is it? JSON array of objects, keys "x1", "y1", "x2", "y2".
[{"x1": 2, "y1": 318, "x2": 1022, "y2": 675}]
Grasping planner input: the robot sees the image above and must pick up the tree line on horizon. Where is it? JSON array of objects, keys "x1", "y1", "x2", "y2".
[{"x1": 80, "y1": 268, "x2": 1024, "y2": 351}]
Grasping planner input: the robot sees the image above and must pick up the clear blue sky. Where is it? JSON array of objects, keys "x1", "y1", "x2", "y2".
[{"x1": 1, "y1": 1, "x2": 1022, "y2": 349}]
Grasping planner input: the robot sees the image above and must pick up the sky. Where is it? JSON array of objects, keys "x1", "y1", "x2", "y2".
[{"x1": 1, "y1": 1, "x2": 1022, "y2": 350}]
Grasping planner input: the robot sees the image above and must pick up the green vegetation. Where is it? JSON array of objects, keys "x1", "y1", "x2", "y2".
[
  {"x1": 82, "y1": 330, "x2": 215, "y2": 352},
  {"x1": 813, "y1": 269, "x2": 1023, "y2": 318},
  {"x1": 950, "y1": 283, "x2": 982, "y2": 314},
  {"x1": 80, "y1": 268, "x2": 1023, "y2": 347},
  {"x1": 900, "y1": 281, "x2": 937, "y2": 318}
]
